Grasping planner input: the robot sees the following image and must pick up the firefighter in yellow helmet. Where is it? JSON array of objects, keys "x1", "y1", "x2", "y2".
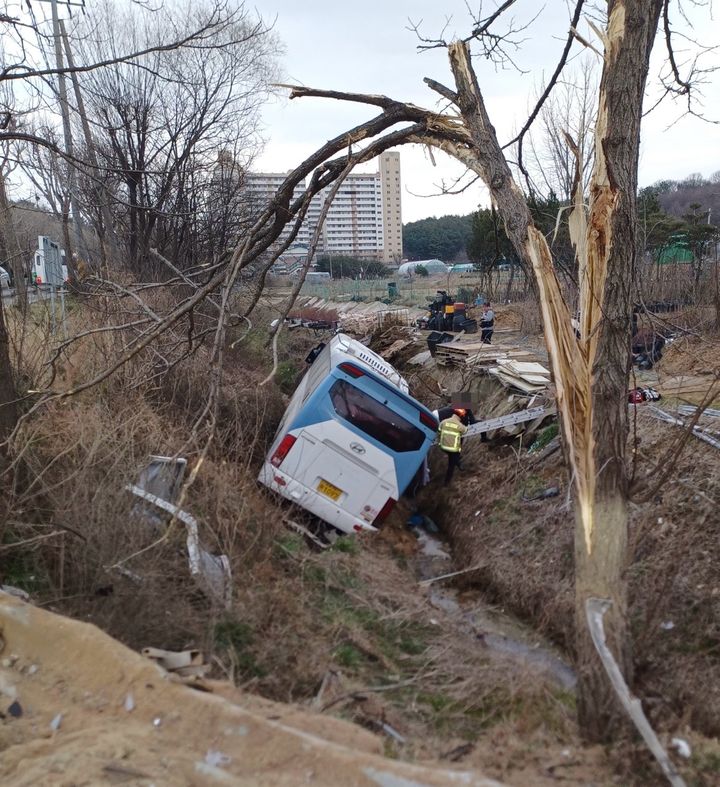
[{"x1": 438, "y1": 408, "x2": 468, "y2": 485}]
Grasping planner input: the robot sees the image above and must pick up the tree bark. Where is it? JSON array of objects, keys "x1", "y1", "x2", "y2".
[
  {"x1": 573, "y1": 0, "x2": 663, "y2": 739},
  {"x1": 446, "y1": 0, "x2": 663, "y2": 742}
]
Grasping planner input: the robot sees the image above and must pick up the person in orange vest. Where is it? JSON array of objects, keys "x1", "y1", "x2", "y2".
[{"x1": 438, "y1": 408, "x2": 468, "y2": 485}]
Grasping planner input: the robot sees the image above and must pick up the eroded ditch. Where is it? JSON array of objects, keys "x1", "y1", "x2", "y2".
[{"x1": 412, "y1": 529, "x2": 576, "y2": 692}]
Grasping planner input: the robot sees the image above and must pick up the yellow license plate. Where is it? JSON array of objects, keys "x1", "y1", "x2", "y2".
[{"x1": 317, "y1": 479, "x2": 342, "y2": 501}]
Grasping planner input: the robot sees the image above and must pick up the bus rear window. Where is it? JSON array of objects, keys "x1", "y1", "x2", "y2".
[{"x1": 329, "y1": 379, "x2": 425, "y2": 453}]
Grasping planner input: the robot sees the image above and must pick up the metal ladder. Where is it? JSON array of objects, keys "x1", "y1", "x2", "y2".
[{"x1": 463, "y1": 404, "x2": 554, "y2": 438}]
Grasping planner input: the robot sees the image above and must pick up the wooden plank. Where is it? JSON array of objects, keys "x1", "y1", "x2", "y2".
[{"x1": 497, "y1": 360, "x2": 550, "y2": 375}]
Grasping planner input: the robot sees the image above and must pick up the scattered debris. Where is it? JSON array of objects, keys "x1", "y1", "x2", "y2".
[
  {"x1": 670, "y1": 738, "x2": 692, "y2": 759},
  {"x1": 435, "y1": 339, "x2": 536, "y2": 367},
  {"x1": 7, "y1": 700, "x2": 23, "y2": 718},
  {"x1": 406, "y1": 513, "x2": 440, "y2": 535},
  {"x1": 407, "y1": 349, "x2": 432, "y2": 366},
  {"x1": 522, "y1": 486, "x2": 560, "y2": 502},
  {"x1": 419, "y1": 563, "x2": 485, "y2": 587},
  {"x1": 440, "y1": 742, "x2": 476, "y2": 762},
  {"x1": 677, "y1": 405, "x2": 720, "y2": 420},
  {"x1": 283, "y1": 518, "x2": 329, "y2": 550},
  {"x1": 646, "y1": 406, "x2": 720, "y2": 451},
  {"x1": 205, "y1": 749, "x2": 232, "y2": 767},
  {"x1": 128, "y1": 465, "x2": 233, "y2": 609},
  {"x1": 1, "y1": 586, "x2": 30, "y2": 602},
  {"x1": 124, "y1": 693, "x2": 135, "y2": 712},
  {"x1": 490, "y1": 360, "x2": 551, "y2": 393},
  {"x1": 378, "y1": 338, "x2": 414, "y2": 362},
  {"x1": 586, "y1": 598, "x2": 686, "y2": 787},
  {"x1": 660, "y1": 621, "x2": 675, "y2": 631},
  {"x1": 131, "y1": 455, "x2": 187, "y2": 529},
  {"x1": 380, "y1": 723, "x2": 406, "y2": 744},
  {"x1": 628, "y1": 386, "x2": 661, "y2": 403},
  {"x1": 50, "y1": 713, "x2": 62, "y2": 731},
  {"x1": 142, "y1": 647, "x2": 209, "y2": 679}
]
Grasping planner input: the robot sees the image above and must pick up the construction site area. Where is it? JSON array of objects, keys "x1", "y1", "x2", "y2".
[{"x1": 1, "y1": 282, "x2": 719, "y2": 787}]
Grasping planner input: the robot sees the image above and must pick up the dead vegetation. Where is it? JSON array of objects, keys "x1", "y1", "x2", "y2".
[
  {"x1": 401, "y1": 329, "x2": 720, "y2": 783},
  {"x1": 0, "y1": 297, "x2": 595, "y2": 784},
  {"x1": 3, "y1": 292, "x2": 720, "y2": 784}
]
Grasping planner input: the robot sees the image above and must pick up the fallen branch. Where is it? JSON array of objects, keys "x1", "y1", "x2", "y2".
[
  {"x1": 647, "y1": 405, "x2": 720, "y2": 451},
  {"x1": 320, "y1": 674, "x2": 427, "y2": 712},
  {"x1": 586, "y1": 598, "x2": 686, "y2": 787},
  {"x1": 419, "y1": 563, "x2": 485, "y2": 587},
  {"x1": 0, "y1": 530, "x2": 65, "y2": 551}
]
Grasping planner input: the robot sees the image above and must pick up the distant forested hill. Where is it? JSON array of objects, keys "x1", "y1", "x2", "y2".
[
  {"x1": 402, "y1": 214, "x2": 473, "y2": 261},
  {"x1": 652, "y1": 172, "x2": 720, "y2": 221}
]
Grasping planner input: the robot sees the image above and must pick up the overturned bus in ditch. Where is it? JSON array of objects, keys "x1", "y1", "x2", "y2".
[{"x1": 258, "y1": 334, "x2": 437, "y2": 535}]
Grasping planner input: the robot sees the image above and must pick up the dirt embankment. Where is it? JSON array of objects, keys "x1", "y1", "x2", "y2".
[{"x1": 0, "y1": 591, "x2": 508, "y2": 787}]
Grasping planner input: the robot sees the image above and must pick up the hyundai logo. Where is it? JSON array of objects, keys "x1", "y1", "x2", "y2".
[{"x1": 349, "y1": 442, "x2": 366, "y2": 455}]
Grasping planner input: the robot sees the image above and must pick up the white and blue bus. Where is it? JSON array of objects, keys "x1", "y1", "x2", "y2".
[{"x1": 258, "y1": 333, "x2": 438, "y2": 534}]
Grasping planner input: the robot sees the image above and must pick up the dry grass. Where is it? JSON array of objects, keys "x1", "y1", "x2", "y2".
[
  {"x1": 423, "y1": 392, "x2": 720, "y2": 743},
  {"x1": 1, "y1": 295, "x2": 292, "y2": 655}
]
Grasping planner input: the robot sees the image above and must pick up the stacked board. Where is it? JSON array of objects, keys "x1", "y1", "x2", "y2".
[
  {"x1": 489, "y1": 360, "x2": 552, "y2": 393},
  {"x1": 434, "y1": 339, "x2": 535, "y2": 367}
]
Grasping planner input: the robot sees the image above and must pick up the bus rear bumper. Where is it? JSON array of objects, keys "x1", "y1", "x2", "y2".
[{"x1": 258, "y1": 463, "x2": 378, "y2": 535}]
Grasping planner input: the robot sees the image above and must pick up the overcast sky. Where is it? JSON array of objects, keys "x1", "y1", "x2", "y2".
[{"x1": 253, "y1": 0, "x2": 720, "y2": 223}]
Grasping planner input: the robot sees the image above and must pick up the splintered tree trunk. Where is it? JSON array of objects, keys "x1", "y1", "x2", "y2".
[
  {"x1": 447, "y1": 0, "x2": 663, "y2": 742},
  {"x1": 573, "y1": 0, "x2": 663, "y2": 739}
]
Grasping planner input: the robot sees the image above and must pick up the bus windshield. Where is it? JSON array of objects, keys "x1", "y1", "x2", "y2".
[{"x1": 328, "y1": 379, "x2": 424, "y2": 453}]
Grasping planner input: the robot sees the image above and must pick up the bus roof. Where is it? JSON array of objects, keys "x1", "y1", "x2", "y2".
[{"x1": 330, "y1": 334, "x2": 408, "y2": 393}]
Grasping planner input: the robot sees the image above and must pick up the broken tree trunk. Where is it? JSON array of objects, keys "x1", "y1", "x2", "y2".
[
  {"x1": 572, "y1": 0, "x2": 663, "y2": 740},
  {"x1": 446, "y1": 0, "x2": 663, "y2": 741}
]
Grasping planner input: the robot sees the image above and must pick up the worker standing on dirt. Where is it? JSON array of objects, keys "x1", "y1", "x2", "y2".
[
  {"x1": 438, "y1": 408, "x2": 468, "y2": 486},
  {"x1": 480, "y1": 303, "x2": 495, "y2": 344}
]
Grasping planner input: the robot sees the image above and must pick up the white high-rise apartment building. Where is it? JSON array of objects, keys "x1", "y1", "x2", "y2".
[
  {"x1": 242, "y1": 171, "x2": 311, "y2": 246},
  {"x1": 243, "y1": 151, "x2": 402, "y2": 263},
  {"x1": 380, "y1": 151, "x2": 403, "y2": 262}
]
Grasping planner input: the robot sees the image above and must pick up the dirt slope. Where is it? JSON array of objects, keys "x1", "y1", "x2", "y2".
[{"x1": 0, "y1": 591, "x2": 507, "y2": 787}]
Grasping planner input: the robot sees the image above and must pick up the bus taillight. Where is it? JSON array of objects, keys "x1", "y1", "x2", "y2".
[
  {"x1": 419, "y1": 411, "x2": 438, "y2": 430},
  {"x1": 270, "y1": 434, "x2": 297, "y2": 467},
  {"x1": 372, "y1": 497, "x2": 396, "y2": 528},
  {"x1": 338, "y1": 362, "x2": 365, "y2": 378}
]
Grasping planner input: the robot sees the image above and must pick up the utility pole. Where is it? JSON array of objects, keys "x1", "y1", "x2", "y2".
[{"x1": 39, "y1": 0, "x2": 89, "y2": 278}]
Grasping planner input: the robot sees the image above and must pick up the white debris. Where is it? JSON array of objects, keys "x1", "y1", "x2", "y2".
[
  {"x1": 124, "y1": 693, "x2": 135, "y2": 712},
  {"x1": 670, "y1": 738, "x2": 691, "y2": 759},
  {"x1": 660, "y1": 621, "x2": 675, "y2": 631},
  {"x1": 50, "y1": 713, "x2": 62, "y2": 731},
  {"x1": 205, "y1": 750, "x2": 232, "y2": 767}
]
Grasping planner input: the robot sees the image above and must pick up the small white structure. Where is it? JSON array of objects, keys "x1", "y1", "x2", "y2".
[
  {"x1": 32, "y1": 236, "x2": 68, "y2": 286},
  {"x1": 397, "y1": 259, "x2": 448, "y2": 277}
]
